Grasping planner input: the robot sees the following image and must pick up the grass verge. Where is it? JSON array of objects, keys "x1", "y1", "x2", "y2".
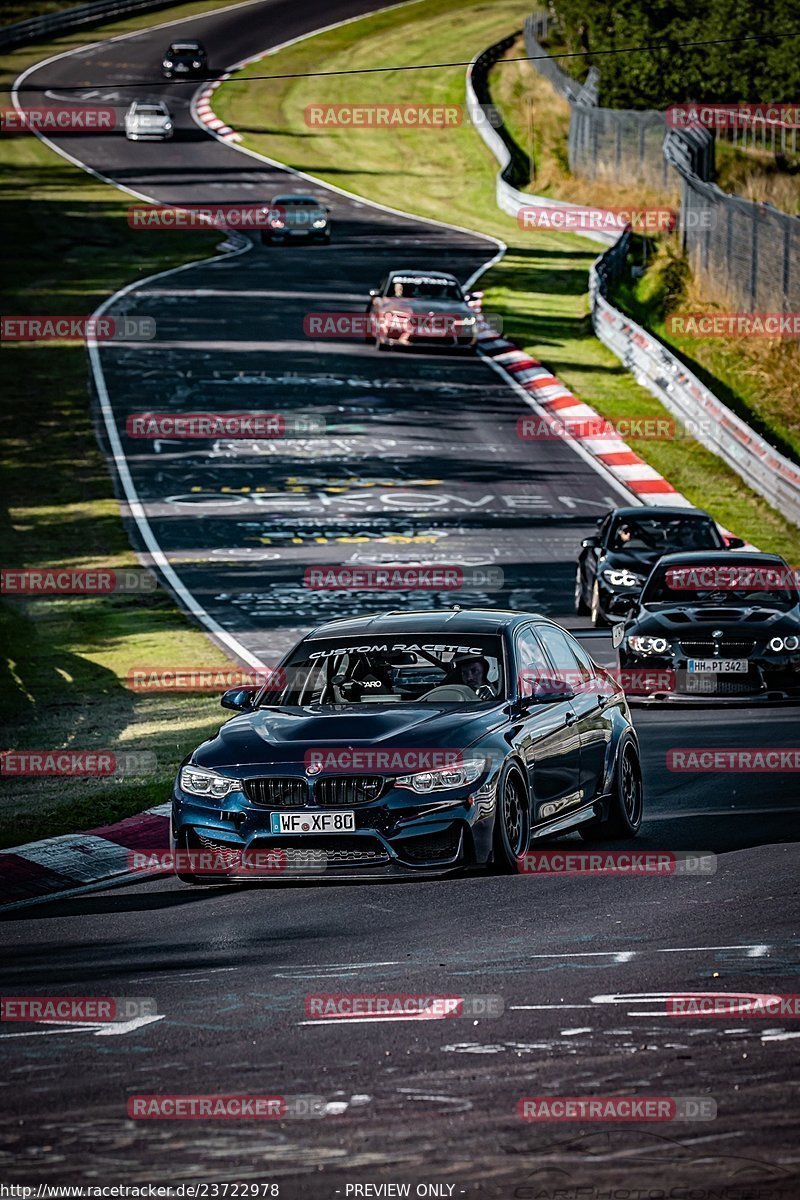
[
  {"x1": 0, "y1": 0, "x2": 254, "y2": 850},
  {"x1": 214, "y1": 0, "x2": 800, "y2": 560}
]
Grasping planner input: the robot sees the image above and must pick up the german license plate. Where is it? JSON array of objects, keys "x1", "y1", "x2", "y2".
[
  {"x1": 270, "y1": 811, "x2": 355, "y2": 834},
  {"x1": 687, "y1": 658, "x2": 748, "y2": 674}
]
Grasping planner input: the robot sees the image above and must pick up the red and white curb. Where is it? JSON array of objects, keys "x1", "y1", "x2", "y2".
[
  {"x1": 0, "y1": 804, "x2": 171, "y2": 912},
  {"x1": 194, "y1": 77, "x2": 241, "y2": 143},
  {"x1": 474, "y1": 320, "x2": 690, "y2": 507}
]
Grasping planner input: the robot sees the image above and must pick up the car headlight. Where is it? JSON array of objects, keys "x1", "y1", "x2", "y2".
[
  {"x1": 768, "y1": 635, "x2": 800, "y2": 652},
  {"x1": 179, "y1": 765, "x2": 242, "y2": 799},
  {"x1": 163, "y1": 60, "x2": 173, "y2": 67},
  {"x1": 396, "y1": 757, "x2": 486, "y2": 793},
  {"x1": 312, "y1": 218, "x2": 327, "y2": 228},
  {"x1": 602, "y1": 568, "x2": 645, "y2": 588},
  {"x1": 627, "y1": 635, "x2": 670, "y2": 655},
  {"x1": 459, "y1": 316, "x2": 476, "y2": 326},
  {"x1": 269, "y1": 218, "x2": 285, "y2": 228},
  {"x1": 163, "y1": 122, "x2": 172, "y2": 131},
  {"x1": 192, "y1": 60, "x2": 202, "y2": 68}
]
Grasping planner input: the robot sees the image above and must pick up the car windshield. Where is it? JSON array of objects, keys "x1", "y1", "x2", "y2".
[
  {"x1": 276, "y1": 198, "x2": 322, "y2": 207},
  {"x1": 642, "y1": 561, "x2": 798, "y2": 610},
  {"x1": 263, "y1": 635, "x2": 505, "y2": 706},
  {"x1": 137, "y1": 105, "x2": 167, "y2": 116},
  {"x1": 387, "y1": 277, "x2": 463, "y2": 300},
  {"x1": 608, "y1": 516, "x2": 722, "y2": 553},
  {"x1": 170, "y1": 43, "x2": 202, "y2": 54}
]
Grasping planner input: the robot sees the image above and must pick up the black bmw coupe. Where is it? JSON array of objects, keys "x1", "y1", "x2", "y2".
[
  {"x1": 171, "y1": 610, "x2": 643, "y2": 883},
  {"x1": 615, "y1": 551, "x2": 800, "y2": 701}
]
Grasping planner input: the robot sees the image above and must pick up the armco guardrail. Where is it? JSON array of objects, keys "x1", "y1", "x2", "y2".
[
  {"x1": 590, "y1": 240, "x2": 800, "y2": 525},
  {"x1": 466, "y1": 39, "x2": 615, "y2": 247},
  {"x1": 466, "y1": 32, "x2": 800, "y2": 527},
  {"x1": 0, "y1": 0, "x2": 178, "y2": 50}
]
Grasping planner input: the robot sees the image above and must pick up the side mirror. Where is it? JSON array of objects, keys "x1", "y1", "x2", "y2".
[
  {"x1": 725, "y1": 536, "x2": 745, "y2": 549},
  {"x1": 518, "y1": 674, "x2": 575, "y2": 704},
  {"x1": 608, "y1": 594, "x2": 639, "y2": 616},
  {"x1": 368, "y1": 289, "x2": 378, "y2": 298},
  {"x1": 532, "y1": 676, "x2": 575, "y2": 703},
  {"x1": 221, "y1": 686, "x2": 257, "y2": 712},
  {"x1": 581, "y1": 536, "x2": 600, "y2": 549}
]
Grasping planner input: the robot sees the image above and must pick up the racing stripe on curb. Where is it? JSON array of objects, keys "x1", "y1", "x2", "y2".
[
  {"x1": 475, "y1": 325, "x2": 688, "y2": 506},
  {"x1": 194, "y1": 77, "x2": 241, "y2": 142},
  {"x1": 0, "y1": 806, "x2": 171, "y2": 911}
]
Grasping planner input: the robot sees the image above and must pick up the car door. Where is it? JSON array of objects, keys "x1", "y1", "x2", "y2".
[
  {"x1": 513, "y1": 626, "x2": 582, "y2": 823},
  {"x1": 537, "y1": 623, "x2": 613, "y2": 803}
]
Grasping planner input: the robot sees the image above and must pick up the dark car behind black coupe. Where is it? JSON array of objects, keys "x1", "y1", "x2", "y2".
[
  {"x1": 576, "y1": 505, "x2": 743, "y2": 626},
  {"x1": 171, "y1": 610, "x2": 643, "y2": 883},
  {"x1": 615, "y1": 551, "x2": 800, "y2": 701}
]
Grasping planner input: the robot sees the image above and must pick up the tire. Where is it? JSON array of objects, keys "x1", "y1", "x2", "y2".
[
  {"x1": 580, "y1": 740, "x2": 643, "y2": 841},
  {"x1": 492, "y1": 766, "x2": 530, "y2": 871},
  {"x1": 376, "y1": 337, "x2": 390, "y2": 351},
  {"x1": 590, "y1": 580, "x2": 607, "y2": 627},
  {"x1": 574, "y1": 565, "x2": 589, "y2": 614}
]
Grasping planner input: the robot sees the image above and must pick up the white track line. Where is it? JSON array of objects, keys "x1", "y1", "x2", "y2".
[{"x1": 10, "y1": 0, "x2": 640, "y2": 669}]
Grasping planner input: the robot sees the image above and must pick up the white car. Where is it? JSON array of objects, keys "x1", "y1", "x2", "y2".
[{"x1": 125, "y1": 100, "x2": 173, "y2": 141}]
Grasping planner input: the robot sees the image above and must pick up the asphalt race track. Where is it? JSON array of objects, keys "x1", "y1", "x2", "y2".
[{"x1": 3, "y1": 0, "x2": 800, "y2": 1193}]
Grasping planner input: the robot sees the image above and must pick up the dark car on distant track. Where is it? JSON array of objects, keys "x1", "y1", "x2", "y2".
[
  {"x1": 575, "y1": 505, "x2": 743, "y2": 626},
  {"x1": 259, "y1": 194, "x2": 331, "y2": 243},
  {"x1": 614, "y1": 551, "x2": 800, "y2": 702},
  {"x1": 161, "y1": 40, "x2": 207, "y2": 78},
  {"x1": 171, "y1": 609, "x2": 643, "y2": 884}
]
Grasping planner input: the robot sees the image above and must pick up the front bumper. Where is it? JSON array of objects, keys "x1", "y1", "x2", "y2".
[
  {"x1": 619, "y1": 651, "x2": 800, "y2": 704},
  {"x1": 126, "y1": 129, "x2": 173, "y2": 141},
  {"x1": 171, "y1": 775, "x2": 497, "y2": 880}
]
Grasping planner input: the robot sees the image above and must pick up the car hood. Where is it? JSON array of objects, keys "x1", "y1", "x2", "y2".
[
  {"x1": 630, "y1": 603, "x2": 800, "y2": 637},
  {"x1": 191, "y1": 703, "x2": 503, "y2": 771},
  {"x1": 602, "y1": 548, "x2": 669, "y2": 575}
]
